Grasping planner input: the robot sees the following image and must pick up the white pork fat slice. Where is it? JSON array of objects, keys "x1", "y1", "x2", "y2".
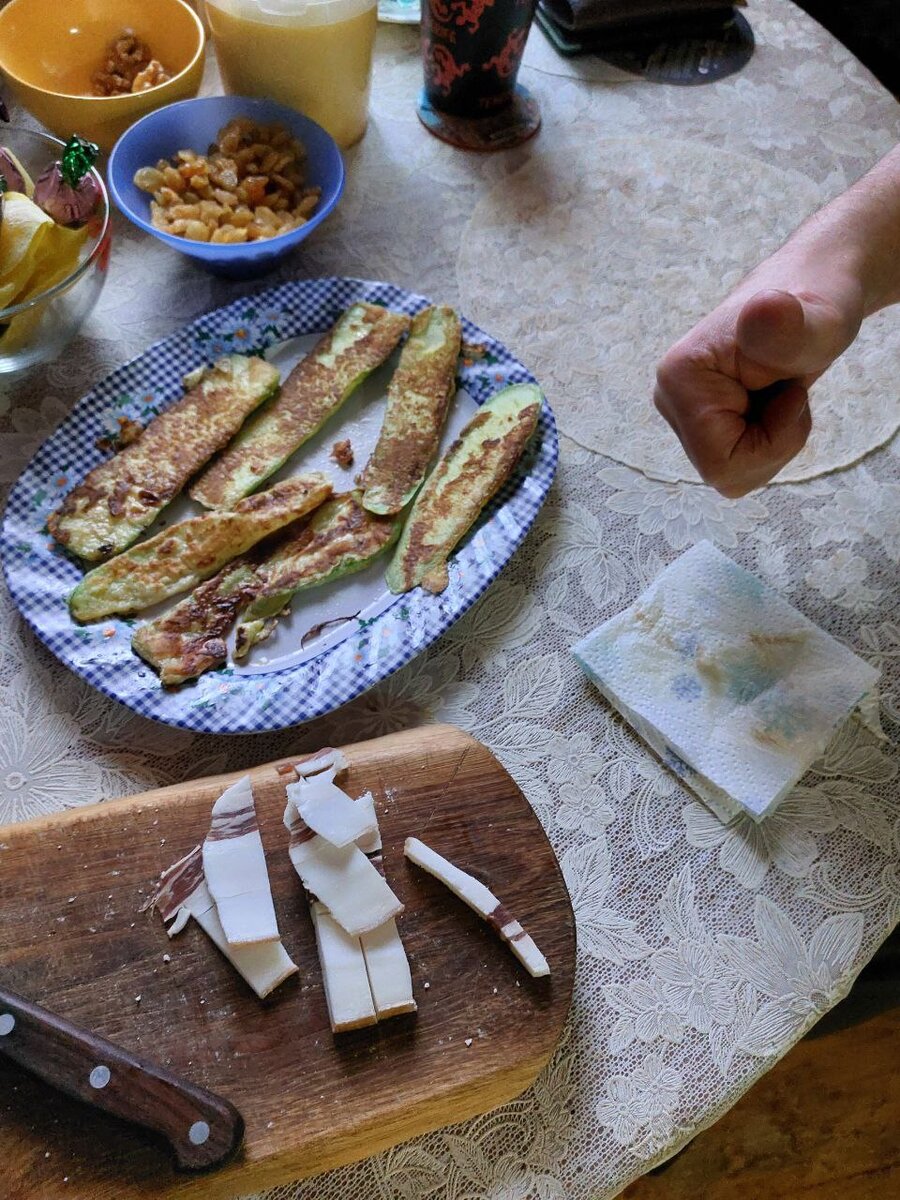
[
  {"x1": 405, "y1": 837, "x2": 549, "y2": 978},
  {"x1": 311, "y1": 901, "x2": 377, "y2": 1032},
  {"x1": 203, "y1": 775, "x2": 280, "y2": 946},
  {"x1": 360, "y1": 918, "x2": 416, "y2": 1018},
  {"x1": 357, "y1": 841, "x2": 416, "y2": 1018},
  {"x1": 149, "y1": 845, "x2": 297, "y2": 999},
  {"x1": 284, "y1": 799, "x2": 403, "y2": 935},
  {"x1": 295, "y1": 749, "x2": 349, "y2": 778},
  {"x1": 195, "y1": 902, "x2": 297, "y2": 999},
  {"x1": 287, "y1": 772, "x2": 378, "y2": 849},
  {"x1": 354, "y1": 790, "x2": 381, "y2": 855}
]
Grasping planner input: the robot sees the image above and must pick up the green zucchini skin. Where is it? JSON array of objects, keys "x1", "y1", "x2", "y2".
[
  {"x1": 360, "y1": 305, "x2": 461, "y2": 517},
  {"x1": 69, "y1": 473, "x2": 332, "y2": 622},
  {"x1": 48, "y1": 355, "x2": 280, "y2": 562},
  {"x1": 386, "y1": 384, "x2": 542, "y2": 596},
  {"x1": 234, "y1": 491, "x2": 401, "y2": 658},
  {"x1": 190, "y1": 304, "x2": 410, "y2": 511},
  {"x1": 131, "y1": 560, "x2": 261, "y2": 686}
]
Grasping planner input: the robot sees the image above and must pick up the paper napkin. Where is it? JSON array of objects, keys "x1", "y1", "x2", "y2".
[{"x1": 572, "y1": 542, "x2": 880, "y2": 823}]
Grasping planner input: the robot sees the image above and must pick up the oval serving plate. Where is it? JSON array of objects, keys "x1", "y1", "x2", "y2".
[{"x1": 1, "y1": 277, "x2": 558, "y2": 734}]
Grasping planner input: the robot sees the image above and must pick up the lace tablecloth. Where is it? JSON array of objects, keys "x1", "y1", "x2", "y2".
[{"x1": 2, "y1": 3, "x2": 899, "y2": 1198}]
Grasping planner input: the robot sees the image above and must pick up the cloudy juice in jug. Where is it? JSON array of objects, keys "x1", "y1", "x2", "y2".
[{"x1": 205, "y1": 0, "x2": 378, "y2": 148}]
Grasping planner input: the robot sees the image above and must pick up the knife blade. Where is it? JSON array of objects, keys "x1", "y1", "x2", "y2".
[{"x1": 0, "y1": 984, "x2": 244, "y2": 1172}]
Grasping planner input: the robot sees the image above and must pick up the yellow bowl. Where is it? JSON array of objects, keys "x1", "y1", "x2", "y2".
[{"x1": 0, "y1": 0, "x2": 205, "y2": 152}]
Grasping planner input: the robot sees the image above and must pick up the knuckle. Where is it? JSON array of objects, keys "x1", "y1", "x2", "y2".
[
  {"x1": 714, "y1": 480, "x2": 752, "y2": 499},
  {"x1": 652, "y1": 382, "x2": 670, "y2": 419},
  {"x1": 699, "y1": 459, "x2": 754, "y2": 498},
  {"x1": 783, "y1": 420, "x2": 812, "y2": 461},
  {"x1": 654, "y1": 352, "x2": 682, "y2": 396}
]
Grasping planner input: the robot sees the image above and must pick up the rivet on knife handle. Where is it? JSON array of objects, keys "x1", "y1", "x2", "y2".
[{"x1": 0, "y1": 985, "x2": 244, "y2": 1172}]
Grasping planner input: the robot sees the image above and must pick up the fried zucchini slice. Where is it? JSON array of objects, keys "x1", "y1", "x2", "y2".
[
  {"x1": 70, "y1": 474, "x2": 332, "y2": 622},
  {"x1": 360, "y1": 305, "x2": 461, "y2": 516},
  {"x1": 190, "y1": 304, "x2": 410, "y2": 510},
  {"x1": 385, "y1": 384, "x2": 542, "y2": 596},
  {"x1": 132, "y1": 558, "x2": 261, "y2": 686},
  {"x1": 48, "y1": 355, "x2": 280, "y2": 562},
  {"x1": 234, "y1": 491, "x2": 401, "y2": 658}
]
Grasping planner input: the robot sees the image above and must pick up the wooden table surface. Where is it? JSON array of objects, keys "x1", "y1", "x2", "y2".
[
  {"x1": 623, "y1": 939, "x2": 900, "y2": 1200},
  {"x1": 622, "y1": 1012, "x2": 899, "y2": 1199}
]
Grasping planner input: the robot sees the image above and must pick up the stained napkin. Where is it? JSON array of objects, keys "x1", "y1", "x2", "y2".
[{"x1": 572, "y1": 542, "x2": 879, "y2": 823}]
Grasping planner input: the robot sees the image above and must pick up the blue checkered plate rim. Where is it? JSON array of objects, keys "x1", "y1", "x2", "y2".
[{"x1": 1, "y1": 277, "x2": 558, "y2": 734}]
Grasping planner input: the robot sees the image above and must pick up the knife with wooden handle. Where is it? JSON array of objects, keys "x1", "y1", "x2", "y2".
[{"x1": 0, "y1": 984, "x2": 244, "y2": 1172}]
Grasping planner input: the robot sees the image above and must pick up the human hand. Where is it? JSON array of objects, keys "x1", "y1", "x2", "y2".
[{"x1": 653, "y1": 273, "x2": 863, "y2": 497}]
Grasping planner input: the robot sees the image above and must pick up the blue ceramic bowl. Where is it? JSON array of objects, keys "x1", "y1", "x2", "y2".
[{"x1": 108, "y1": 95, "x2": 345, "y2": 279}]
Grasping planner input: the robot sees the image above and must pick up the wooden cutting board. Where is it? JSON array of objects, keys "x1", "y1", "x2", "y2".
[{"x1": 0, "y1": 724, "x2": 575, "y2": 1200}]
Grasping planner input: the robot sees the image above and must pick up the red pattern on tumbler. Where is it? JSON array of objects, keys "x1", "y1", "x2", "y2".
[
  {"x1": 453, "y1": 0, "x2": 497, "y2": 33},
  {"x1": 482, "y1": 27, "x2": 528, "y2": 77},
  {"x1": 427, "y1": 44, "x2": 473, "y2": 95},
  {"x1": 429, "y1": 0, "x2": 496, "y2": 32}
]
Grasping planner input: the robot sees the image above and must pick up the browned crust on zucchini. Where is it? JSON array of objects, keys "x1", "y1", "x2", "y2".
[
  {"x1": 190, "y1": 305, "x2": 410, "y2": 510},
  {"x1": 131, "y1": 559, "x2": 261, "y2": 686},
  {"x1": 259, "y1": 492, "x2": 397, "y2": 597},
  {"x1": 359, "y1": 305, "x2": 461, "y2": 514},
  {"x1": 69, "y1": 474, "x2": 332, "y2": 622},
  {"x1": 386, "y1": 386, "x2": 541, "y2": 595},
  {"x1": 48, "y1": 355, "x2": 279, "y2": 561}
]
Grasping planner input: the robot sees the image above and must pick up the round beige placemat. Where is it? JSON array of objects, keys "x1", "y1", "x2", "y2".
[{"x1": 456, "y1": 136, "x2": 900, "y2": 483}]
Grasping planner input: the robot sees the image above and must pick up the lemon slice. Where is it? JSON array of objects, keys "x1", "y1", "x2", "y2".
[
  {"x1": 25, "y1": 220, "x2": 88, "y2": 292},
  {"x1": 0, "y1": 199, "x2": 87, "y2": 352},
  {"x1": 0, "y1": 192, "x2": 55, "y2": 296}
]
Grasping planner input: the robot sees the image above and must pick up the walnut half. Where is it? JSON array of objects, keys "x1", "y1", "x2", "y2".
[{"x1": 131, "y1": 60, "x2": 172, "y2": 93}]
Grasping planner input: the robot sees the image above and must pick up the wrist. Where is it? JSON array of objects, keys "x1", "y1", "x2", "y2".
[
  {"x1": 789, "y1": 206, "x2": 883, "y2": 320},
  {"x1": 787, "y1": 147, "x2": 900, "y2": 317},
  {"x1": 731, "y1": 223, "x2": 866, "y2": 340}
]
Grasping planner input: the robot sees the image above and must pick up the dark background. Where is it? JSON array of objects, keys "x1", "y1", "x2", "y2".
[{"x1": 797, "y1": 0, "x2": 900, "y2": 94}]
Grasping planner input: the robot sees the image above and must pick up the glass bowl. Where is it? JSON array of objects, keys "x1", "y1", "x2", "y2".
[{"x1": 0, "y1": 127, "x2": 111, "y2": 375}]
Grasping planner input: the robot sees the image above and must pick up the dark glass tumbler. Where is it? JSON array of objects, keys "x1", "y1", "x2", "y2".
[{"x1": 418, "y1": 0, "x2": 541, "y2": 150}]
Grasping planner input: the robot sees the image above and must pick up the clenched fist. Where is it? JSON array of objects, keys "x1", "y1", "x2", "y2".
[{"x1": 653, "y1": 146, "x2": 900, "y2": 497}]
